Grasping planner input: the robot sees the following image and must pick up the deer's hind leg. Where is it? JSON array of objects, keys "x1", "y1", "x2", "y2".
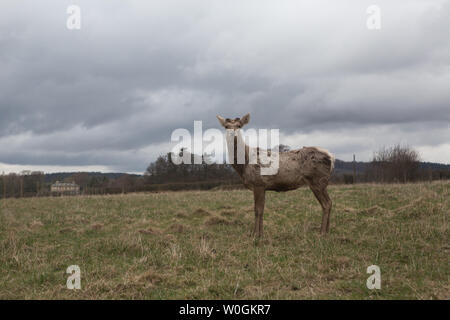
[{"x1": 308, "y1": 178, "x2": 332, "y2": 234}]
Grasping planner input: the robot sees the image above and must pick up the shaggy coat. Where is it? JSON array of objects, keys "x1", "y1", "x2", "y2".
[{"x1": 217, "y1": 114, "x2": 335, "y2": 237}]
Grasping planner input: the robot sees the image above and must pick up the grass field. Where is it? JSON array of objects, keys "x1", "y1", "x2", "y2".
[{"x1": 0, "y1": 182, "x2": 448, "y2": 299}]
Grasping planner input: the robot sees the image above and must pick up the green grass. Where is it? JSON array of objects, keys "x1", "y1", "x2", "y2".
[{"x1": 0, "y1": 182, "x2": 448, "y2": 299}]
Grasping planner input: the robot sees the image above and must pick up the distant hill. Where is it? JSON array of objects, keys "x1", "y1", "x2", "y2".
[
  {"x1": 333, "y1": 159, "x2": 369, "y2": 174},
  {"x1": 418, "y1": 162, "x2": 450, "y2": 171},
  {"x1": 333, "y1": 159, "x2": 450, "y2": 175},
  {"x1": 44, "y1": 172, "x2": 142, "y2": 183}
]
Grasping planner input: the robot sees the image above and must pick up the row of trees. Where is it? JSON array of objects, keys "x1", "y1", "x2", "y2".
[
  {"x1": 338, "y1": 144, "x2": 450, "y2": 184},
  {"x1": 145, "y1": 150, "x2": 237, "y2": 184},
  {"x1": 0, "y1": 149, "x2": 241, "y2": 198},
  {"x1": 144, "y1": 145, "x2": 449, "y2": 186},
  {"x1": 0, "y1": 172, "x2": 147, "y2": 199},
  {"x1": 366, "y1": 145, "x2": 421, "y2": 183},
  {"x1": 1, "y1": 144, "x2": 448, "y2": 198},
  {"x1": 60, "y1": 172, "x2": 147, "y2": 195},
  {"x1": 0, "y1": 172, "x2": 45, "y2": 198}
]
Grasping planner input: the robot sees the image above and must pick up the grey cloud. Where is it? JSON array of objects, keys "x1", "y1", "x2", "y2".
[{"x1": 1, "y1": 0, "x2": 450, "y2": 172}]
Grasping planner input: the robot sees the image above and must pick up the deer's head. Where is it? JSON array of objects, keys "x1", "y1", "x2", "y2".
[{"x1": 216, "y1": 113, "x2": 250, "y2": 131}]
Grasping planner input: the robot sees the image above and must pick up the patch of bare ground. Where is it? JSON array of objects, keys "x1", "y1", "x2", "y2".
[
  {"x1": 192, "y1": 208, "x2": 212, "y2": 217},
  {"x1": 175, "y1": 212, "x2": 187, "y2": 218},
  {"x1": 138, "y1": 227, "x2": 162, "y2": 235},
  {"x1": 132, "y1": 269, "x2": 164, "y2": 287},
  {"x1": 59, "y1": 227, "x2": 75, "y2": 234},
  {"x1": 91, "y1": 223, "x2": 104, "y2": 230},
  {"x1": 167, "y1": 223, "x2": 187, "y2": 233},
  {"x1": 220, "y1": 210, "x2": 237, "y2": 217},
  {"x1": 204, "y1": 216, "x2": 232, "y2": 226}
]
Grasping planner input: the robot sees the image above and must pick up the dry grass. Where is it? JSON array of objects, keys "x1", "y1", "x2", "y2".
[{"x1": 0, "y1": 182, "x2": 448, "y2": 299}]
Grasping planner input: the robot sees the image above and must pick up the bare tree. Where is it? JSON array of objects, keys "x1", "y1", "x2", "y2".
[{"x1": 370, "y1": 144, "x2": 420, "y2": 183}]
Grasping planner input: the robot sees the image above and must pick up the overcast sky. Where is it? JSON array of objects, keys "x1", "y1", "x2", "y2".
[{"x1": 1, "y1": 0, "x2": 449, "y2": 174}]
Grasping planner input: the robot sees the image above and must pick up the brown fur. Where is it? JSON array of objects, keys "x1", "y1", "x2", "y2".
[{"x1": 217, "y1": 114, "x2": 335, "y2": 237}]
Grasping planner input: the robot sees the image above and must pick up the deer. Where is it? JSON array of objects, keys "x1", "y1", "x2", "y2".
[{"x1": 217, "y1": 113, "x2": 335, "y2": 238}]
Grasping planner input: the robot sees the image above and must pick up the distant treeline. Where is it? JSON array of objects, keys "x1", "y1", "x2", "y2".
[
  {"x1": 1, "y1": 145, "x2": 449, "y2": 198},
  {"x1": 0, "y1": 151, "x2": 241, "y2": 198},
  {"x1": 333, "y1": 145, "x2": 450, "y2": 184},
  {"x1": 0, "y1": 171, "x2": 143, "y2": 198},
  {"x1": 143, "y1": 151, "x2": 241, "y2": 191}
]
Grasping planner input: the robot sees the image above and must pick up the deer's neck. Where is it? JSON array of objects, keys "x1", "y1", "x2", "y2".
[{"x1": 226, "y1": 130, "x2": 249, "y2": 177}]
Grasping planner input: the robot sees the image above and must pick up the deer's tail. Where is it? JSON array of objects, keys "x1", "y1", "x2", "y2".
[{"x1": 311, "y1": 147, "x2": 335, "y2": 174}]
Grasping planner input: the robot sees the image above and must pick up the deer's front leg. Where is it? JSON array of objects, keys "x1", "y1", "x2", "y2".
[{"x1": 253, "y1": 187, "x2": 266, "y2": 238}]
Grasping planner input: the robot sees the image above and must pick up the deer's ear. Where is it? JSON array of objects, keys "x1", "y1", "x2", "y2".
[
  {"x1": 240, "y1": 113, "x2": 250, "y2": 126},
  {"x1": 216, "y1": 115, "x2": 227, "y2": 127}
]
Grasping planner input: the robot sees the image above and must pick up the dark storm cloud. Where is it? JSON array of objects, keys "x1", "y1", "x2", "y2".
[{"x1": 1, "y1": 0, "x2": 450, "y2": 173}]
